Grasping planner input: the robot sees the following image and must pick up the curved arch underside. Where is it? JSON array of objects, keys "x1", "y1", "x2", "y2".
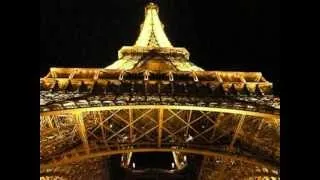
[
  {"x1": 41, "y1": 147, "x2": 277, "y2": 170},
  {"x1": 41, "y1": 105, "x2": 279, "y2": 174},
  {"x1": 40, "y1": 153, "x2": 280, "y2": 180}
]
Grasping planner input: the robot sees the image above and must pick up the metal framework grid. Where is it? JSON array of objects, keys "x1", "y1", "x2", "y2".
[
  {"x1": 40, "y1": 105, "x2": 279, "y2": 179},
  {"x1": 40, "y1": 2, "x2": 280, "y2": 179}
]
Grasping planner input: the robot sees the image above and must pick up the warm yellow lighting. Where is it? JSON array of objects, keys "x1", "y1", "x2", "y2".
[
  {"x1": 40, "y1": 3, "x2": 280, "y2": 179},
  {"x1": 105, "y1": 59, "x2": 137, "y2": 70},
  {"x1": 173, "y1": 61, "x2": 204, "y2": 71},
  {"x1": 127, "y1": 152, "x2": 132, "y2": 166},
  {"x1": 135, "y1": 3, "x2": 172, "y2": 47},
  {"x1": 103, "y1": 2, "x2": 207, "y2": 72}
]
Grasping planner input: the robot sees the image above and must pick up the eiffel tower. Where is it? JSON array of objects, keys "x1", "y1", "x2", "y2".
[{"x1": 40, "y1": 3, "x2": 280, "y2": 180}]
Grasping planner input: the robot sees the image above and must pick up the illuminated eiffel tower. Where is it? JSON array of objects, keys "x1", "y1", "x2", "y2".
[{"x1": 40, "y1": 3, "x2": 280, "y2": 180}]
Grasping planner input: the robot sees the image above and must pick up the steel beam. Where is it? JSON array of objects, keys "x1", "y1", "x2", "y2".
[
  {"x1": 41, "y1": 105, "x2": 279, "y2": 120},
  {"x1": 134, "y1": 126, "x2": 158, "y2": 142},
  {"x1": 129, "y1": 109, "x2": 133, "y2": 143},
  {"x1": 254, "y1": 119, "x2": 265, "y2": 140},
  {"x1": 106, "y1": 109, "x2": 153, "y2": 141},
  {"x1": 230, "y1": 115, "x2": 246, "y2": 149},
  {"x1": 89, "y1": 109, "x2": 121, "y2": 134},
  {"x1": 185, "y1": 110, "x2": 192, "y2": 136},
  {"x1": 97, "y1": 112, "x2": 106, "y2": 141},
  {"x1": 210, "y1": 113, "x2": 225, "y2": 140},
  {"x1": 47, "y1": 116, "x2": 54, "y2": 129},
  {"x1": 172, "y1": 151, "x2": 182, "y2": 169},
  {"x1": 74, "y1": 112, "x2": 90, "y2": 154},
  {"x1": 168, "y1": 109, "x2": 208, "y2": 142},
  {"x1": 158, "y1": 108, "x2": 164, "y2": 147}
]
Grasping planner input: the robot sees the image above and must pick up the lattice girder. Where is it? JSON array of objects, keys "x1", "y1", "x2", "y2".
[
  {"x1": 198, "y1": 156, "x2": 280, "y2": 180},
  {"x1": 40, "y1": 157, "x2": 107, "y2": 180},
  {"x1": 40, "y1": 105, "x2": 279, "y2": 171}
]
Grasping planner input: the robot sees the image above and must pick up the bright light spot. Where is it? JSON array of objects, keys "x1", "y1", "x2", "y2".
[
  {"x1": 132, "y1": 162, "x2": 136, "y2": 169},
  {"x1": 171, "y1": 162, "x2": 175, "y2": 169},
  {"x1": 185, "y1": 134, "x2": 193, "y2": 142},
  {"x1": 40, "y1": 99, "x2": 46, "y2": 105},
  {"x1": 183, "y1": 155, "x2": 187, "y2": 162},
  {"x1": 247, "y1": 105, "x2": 254, "y2": 109}
]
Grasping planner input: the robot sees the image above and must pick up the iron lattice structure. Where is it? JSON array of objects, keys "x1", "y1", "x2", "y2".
[{"x1": 40, "y1": 3, "x2": 280, "y2": 180}]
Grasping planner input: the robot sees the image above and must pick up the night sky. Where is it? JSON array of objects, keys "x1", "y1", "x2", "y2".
[{"x1": 40, "y1": 0, "x2": 280, "y2": 92}]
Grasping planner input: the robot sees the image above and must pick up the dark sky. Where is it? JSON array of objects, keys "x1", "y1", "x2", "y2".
[{"x1": 40, "y1": 0, "x2": 279, "y2": 91}]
